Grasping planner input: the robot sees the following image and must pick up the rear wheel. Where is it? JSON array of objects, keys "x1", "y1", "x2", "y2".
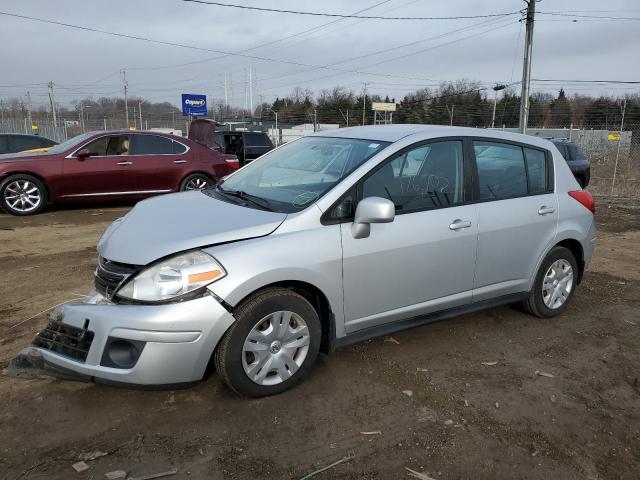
[
  {"x1": 214, "y1": 288, "x2": 321, "y2": 397},
  {"x1": 0, "y1": 174, "x2": 47, "y2": 216},
  {"x1": 180, "y1": 173, "x2": 214, "y2": 191},
  {"x1": 522, "y1": 246, "x2": 577, "y2": 318}
]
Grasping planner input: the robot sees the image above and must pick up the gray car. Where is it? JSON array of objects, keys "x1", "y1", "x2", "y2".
[{"x1": 29, "y1": 125, "x2": 597, "y2": 397}]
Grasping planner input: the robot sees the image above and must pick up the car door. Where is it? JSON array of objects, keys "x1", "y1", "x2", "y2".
[
  {"x1": 129, "y1": 134, "x2": 188, "y2": 192},
  {"x1": 471, "y1": 140, "x2": 558, "y2": 301},
  {"x1": 60, "y1": 134, "x2": 137, "y2": 197},
  {"x1": 339, "y1": 139, "x2": 478, "y2": 333}
]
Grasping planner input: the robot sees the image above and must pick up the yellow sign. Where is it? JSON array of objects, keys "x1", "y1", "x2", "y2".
[
  {"x1": 608, "y1": 132, "x2": 621, "y2": 142},
  {"x1": 371, "y1": 102, "x2": 397, "y2": 112},
  {"x1": 31, "y1": 124, "x2": 38, "y2": 130}
]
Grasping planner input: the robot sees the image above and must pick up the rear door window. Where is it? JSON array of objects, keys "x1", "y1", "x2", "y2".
[
  {"x1": 474, "y1": 141, "x2": 527, "y2": 200},
  {"x1": 244, "y1": 132, "x2": 272, "y2": 147},
  {"x1": 524, "y1": 148, "x2": 548, "y2": 194},
  {"x1": 0, "y1": 136, "x2": 8, "y2": 153},
  {"x1": 172, "y1": 141, "x2": 187, "y2": 154},
  {"x1": 10, "y1": 136, "x2": 42, "y2": 151},
  {"x1": 130, "y1": 135, "x2": 174, "y2": 155}
]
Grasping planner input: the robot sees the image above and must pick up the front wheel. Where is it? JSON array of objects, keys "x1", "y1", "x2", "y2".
[
  {"x1": 522, "y1": 246, "x2": 578, "y2": 318},
  {"x1": 180, "y1": 173, "x2": 214, "y2": 191},
  {"x1": 0, "y1": 174, "x2": 47, "y2": 216},
  {"x1": 214, "y1": 288, "x2": 321, "y2": 397}
]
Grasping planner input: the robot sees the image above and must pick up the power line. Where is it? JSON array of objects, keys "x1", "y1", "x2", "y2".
[
  {"x1": 0, "y1": 10, "x2": 439, "y2": 83},
  {"x1": 258, "y1": 17, "x2": 518, "y2": 92},
  {"x1": 126, "y1": 0, "x2": 393, "y2": 71},
  {"x1": 181, "y1": 1, "x2": 521, "y2": 21},
  {"x1": 538, "y1": 11, "x2": 640, "y2": 21},
  {"x1": 532, "y1": 79, "x2": 640, "y2": 84}
]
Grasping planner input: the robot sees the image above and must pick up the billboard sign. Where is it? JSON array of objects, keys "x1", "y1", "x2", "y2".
[
  {"x1": 372, "y1": 102, "x2": 397, "y2": 112},
  {"x1": 181, "y1": 94, "x2": 207, "y2": 117}
]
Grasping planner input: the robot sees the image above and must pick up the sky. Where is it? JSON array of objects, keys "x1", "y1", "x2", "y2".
[{"x1": 1, "y1": 0, "x2": 639, "y2": 109}]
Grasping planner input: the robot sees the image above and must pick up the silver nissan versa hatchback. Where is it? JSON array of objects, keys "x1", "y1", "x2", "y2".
[{"x1": 29, "y1": 125, "x2": 596, "y2": 397}]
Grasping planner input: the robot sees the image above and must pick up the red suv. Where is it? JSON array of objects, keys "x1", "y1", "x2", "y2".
[{"x1": 0, "y1": 130, "x2": 239, "y2": 215}]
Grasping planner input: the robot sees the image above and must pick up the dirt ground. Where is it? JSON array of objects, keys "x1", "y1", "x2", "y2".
[{"x1": 1, "y1": 199, "x2": 639, "y2": 480}]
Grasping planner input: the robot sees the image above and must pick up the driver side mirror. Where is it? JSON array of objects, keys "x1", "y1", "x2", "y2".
[
  {"x1": 351, "y1": 196, "x2": 395, "y2": 239},
  {"x1": 76, "y1": 148, "x2": 92, "y2": 161}
]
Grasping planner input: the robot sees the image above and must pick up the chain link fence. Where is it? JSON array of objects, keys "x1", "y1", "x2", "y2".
[{"x1": 1, "y1": 116, "x2": 638, "y2": 198}]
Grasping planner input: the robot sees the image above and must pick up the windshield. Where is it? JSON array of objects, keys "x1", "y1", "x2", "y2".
[
  {"x1": 48, "y1": 132, "x2": 96, "y2": 154},
  {"x1": 208, "y1": 136, "x2": 389, "y2": 213}
]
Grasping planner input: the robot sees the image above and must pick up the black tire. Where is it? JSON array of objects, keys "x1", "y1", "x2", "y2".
[
  {"x1": 180, "y1": 173, "x2": 214, "y2": 191},
  {"x1": 522, "y1": 246, "x2": 578, "y2": 318},
  {"x1": 214, "y1": 287, "x2": 322, "y2": 397},
  {"x1": 0, "y1": 174, "x2": 47, "y2": 216}
]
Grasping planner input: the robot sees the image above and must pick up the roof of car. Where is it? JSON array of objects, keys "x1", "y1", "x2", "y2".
[
  {"x1": 312, "y1": 124, "x2": 554, "y2": 149},
  {"x1": 0, "y1": 133, "x2": 54, "y2": 139}
]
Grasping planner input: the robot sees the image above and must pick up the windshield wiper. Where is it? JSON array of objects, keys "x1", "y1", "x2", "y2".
[{"x1": 216, "y1": 186, "x2": 274, "y2": 211}]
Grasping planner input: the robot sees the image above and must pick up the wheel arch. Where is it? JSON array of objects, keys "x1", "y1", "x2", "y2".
[
  {"x1": 555, "y1": 238, "x2": 585, "y2": 284},
  {"x1": 229, "y1": 280, "x2": 336, "y2": 354},
  {"x1": 529, "y1": 236, "x2": 586, "y2": 291}
]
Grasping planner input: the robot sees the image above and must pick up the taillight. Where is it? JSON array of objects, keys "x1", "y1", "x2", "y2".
[
  {"x1": 225, "y1": 158, "x2": 240, "y2": 170},
  {"x1": 568, "y1": 190, "x2": 595, "y2": 214}
]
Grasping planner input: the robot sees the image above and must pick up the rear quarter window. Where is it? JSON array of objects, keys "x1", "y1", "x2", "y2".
[{"x1": 245, "y1": 133, "x2": 272, "y2": 147}]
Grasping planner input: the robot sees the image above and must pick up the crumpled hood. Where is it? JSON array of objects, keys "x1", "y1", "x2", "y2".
[{"x1": 97, "y1": 191, "x2": 287, "y2": 265}]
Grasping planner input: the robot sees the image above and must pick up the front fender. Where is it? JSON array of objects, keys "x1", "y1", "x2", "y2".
[{"x1": 203, "y1": 225, "x2": 346, "y2": 337}]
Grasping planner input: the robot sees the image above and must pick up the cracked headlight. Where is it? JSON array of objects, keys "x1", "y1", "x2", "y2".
[{"x1": 116, "y1": 250, "x2": 226, "y2": 302}]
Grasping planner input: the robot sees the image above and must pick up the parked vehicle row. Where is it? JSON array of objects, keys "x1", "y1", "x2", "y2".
[
  {"x1": 0, "y1": 133, "x2": 57, "y2": 155},
  {"x1": 28, "y1": 125, "x2": 596, "y2": 397},
  {"x1": 0, "y1": 130, "x2": 239, "y2": 215},
  {"x1": 188, "y1": 118, "x2": 274, "y2": 166},
  {"x1": 550, "y1": 138, "x2": 591, "y2": 188}
]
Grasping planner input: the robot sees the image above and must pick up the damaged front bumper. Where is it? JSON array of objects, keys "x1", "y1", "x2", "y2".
[{"x1": 26, "y1": 291, "x2": 235, "y2": 388}]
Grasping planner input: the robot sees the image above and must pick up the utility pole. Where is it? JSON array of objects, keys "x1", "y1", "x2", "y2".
[
  {"x1": 121, "y1": 69, "x2": 129, "y2": 129},
  {"x1": 224, "y1": 72, "x2": 228, "y2": 108},
  {"x1": 491, "y1": 84, "x2": 507, "y2": 128},
  {"x1": 138, "y1": 100, "x2": 143, "y2": 130},
  {"x1": 48, "y1": 81, "x2": 58, "y2": 128},
  {"x1": 314, "y1": 109, "x2": 318, "y2": 132},
  {"x1": 79, "y1": 102, "x2": 85, "y2": 133},
  {"x1": 611, "y1": 99, "x2": 627, "y2": 196},
  {"x1": 447, "y1": 104, "x2": 455, "y2": 126},
  {"x1": 103, "y1": 117, "x2": 107, "y2": 130},
  {"x1": 362, "y1": 83, "x2": 369, "y2": 125},
  {"x1": 26, "y1": 91, "x2": 33, "y2": 131},
  {"x1": 519, "y1": 0, "x2": 536, "y2": 134},
  {"x1": 275, "y1": 111, "x2": 278, "y2": 147},
  {"x1": 249, "y1": 64, "x2": 253, "y2": 119}
]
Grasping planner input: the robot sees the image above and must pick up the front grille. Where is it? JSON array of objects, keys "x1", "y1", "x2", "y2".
[
  {"x1": 33, "y1": 321, "x2": 94, "y2": 363},
  {"x1": 94, "y1": 257, "x2": 138, "y2": 299}
]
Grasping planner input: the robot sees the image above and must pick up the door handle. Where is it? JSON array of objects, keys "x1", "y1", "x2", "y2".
[
  {"x1": 173, "y1": 160, "x2": 187, "y2": 164},
  {"x1": 449, "y1": 219, "x2": 472, "y2": 231},
  {"x1": 538, "y1": 206, "x2": 555, "y2": 215},
  {"x1": 116, "y1": 161, "x2": 132, "y2": 166}
]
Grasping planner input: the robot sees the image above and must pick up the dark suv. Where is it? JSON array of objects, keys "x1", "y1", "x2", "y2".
[
  {"x1": 550, "y1": 139, "x2": 590, "y2": 188},
  {"x1": 215, "y1": 131, "x2": 274, "y2": 166},
  {"x1": 0, "y1": 134, "x2": 57, "y2": 154}
]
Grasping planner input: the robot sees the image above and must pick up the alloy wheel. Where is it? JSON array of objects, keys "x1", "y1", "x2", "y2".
[
  {"x1": 542, "y1": 259, "x2": 574, "y2": 309},
  {"x1": 184, "y1": 176, "x2": 210, "y2": 190},
  {"x1": 242, "y1": 311, "x2": 310, "y2": 386},
  {"x1": 3, "y1": 180, "x2": 42, "y2": 213}
]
